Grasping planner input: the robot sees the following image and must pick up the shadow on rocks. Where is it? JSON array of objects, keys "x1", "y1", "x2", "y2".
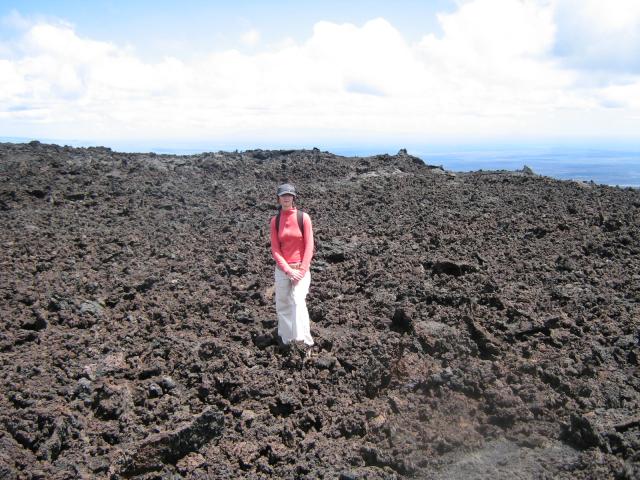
[{"x1": 278, "y1": 340, "x2": 315, "y2": 370}]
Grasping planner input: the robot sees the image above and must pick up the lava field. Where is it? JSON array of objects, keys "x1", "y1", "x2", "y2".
[{"x1": 1, "y1": 141, "x2": 639, "y2": 479}]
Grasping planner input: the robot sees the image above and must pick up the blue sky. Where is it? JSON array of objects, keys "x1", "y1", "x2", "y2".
[
  {"x1": 1, "y1": 0, "x2": 640, "y2": 152},
  {"x1": 0, "y1": 1, "x2": 455, "y2": 58}
]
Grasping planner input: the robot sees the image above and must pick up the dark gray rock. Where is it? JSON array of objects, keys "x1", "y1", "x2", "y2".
[
  {"x1": 74, "y1": 377, "x2": 93, "y2": 404},
  {"x1": 79, "y1": 300, "x2": 104, "y2": 318},
  {"x1": 22, "y1": 308, "x2": 47, "y2": 331},
  {"x1": 160, "y1": 376, "x2": 176, "y2": 392},
  {"x1": 148, "y1": 382, "x2": 163, "y2": 398},
  {"x1": 392, "y1": 306, "x2": 414, "y2": 333},
  {"x1": 122, "y1": 408, "x2": 224, "y2": 474}
]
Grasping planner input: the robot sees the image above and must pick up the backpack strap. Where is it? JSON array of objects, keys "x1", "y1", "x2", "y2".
[
  {"x1": 276, "y1": 210, "x2": 305, "y2": 238},
  {"x1": 297, "y1": 210, "x2": 304, "y2": 237}
]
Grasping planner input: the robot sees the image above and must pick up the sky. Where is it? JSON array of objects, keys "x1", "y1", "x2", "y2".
[{"x1": 1, "y1": 0, "x2": 640, "y2": 152}]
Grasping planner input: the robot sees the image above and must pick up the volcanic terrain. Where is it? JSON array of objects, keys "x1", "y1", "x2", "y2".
[{"x1": 1, "y1": 141, "x2": 639, "y2": 479}]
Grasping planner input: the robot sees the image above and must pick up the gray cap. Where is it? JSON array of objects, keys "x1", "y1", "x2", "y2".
[{"x1": 277, "y1": 183, "x2": 296, "y2": 196}]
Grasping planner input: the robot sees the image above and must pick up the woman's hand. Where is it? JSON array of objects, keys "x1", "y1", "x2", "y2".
[{"x1": 288, "y1": 269, "x2": 304, "y2": 285}]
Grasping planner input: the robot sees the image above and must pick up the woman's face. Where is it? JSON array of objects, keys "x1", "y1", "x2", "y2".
[{"x1": 278, "y1": 194, "x2": 295, "y2": 209}]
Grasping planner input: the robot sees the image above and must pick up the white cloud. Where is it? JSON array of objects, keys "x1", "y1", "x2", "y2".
[
  {"x1": 23, "y1": 23, "x2": 115, "y2": 61},
  {"x1": 599, "y1": 81, "x2": 640, "y2": 110},
  {"x1": 0, "y1": 1, "x2": 639, "y2": 144},
  {"x1": 1, "y1": 9, "x2": 31, "y2": 30},
  {"x1": 0, "y1": 59, "x2": 25, "y2": 100},
  {"x1": 240, "y1": 29, "x2": 261, "y2": 47},
  {"x1": 416, "y1": 0, "x2": 571, "y2": 113},
  {"x1": 552, "y1": 0, "x2": 640, "y2": 73}
]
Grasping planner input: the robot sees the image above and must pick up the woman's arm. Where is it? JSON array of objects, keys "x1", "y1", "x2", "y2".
[
  {"x1": 299, "y1": 213, "x2": 314, "y2": 275},
  {"x1": 270, "y1": 216, "x2": 293, "y2": 274}
]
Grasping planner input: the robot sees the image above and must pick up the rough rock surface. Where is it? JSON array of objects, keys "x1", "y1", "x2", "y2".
[{"x1": 0, "y1": 141, "x2": 639, "y2": 479}]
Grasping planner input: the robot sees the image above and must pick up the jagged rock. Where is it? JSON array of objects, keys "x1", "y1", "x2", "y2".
[
  {"x1": 79, "y1": 300, "x2": 104, "y2": 318},
  {"x1": 74, "y1": 378, "x2": 93, "y2": 404},
  {"x1": 21, "y1": 308, "x2": 47, "y2": 331},
  {"x1": 427, "y1": 260, "x2": 478, "y2": 277},
  {"x1": 1, "y1": 142, "x2": 639, "y2": 479},
  {"x1": 37, "y1": 415, "x2": 76, "y2": 462},
  {"x1": 148, "y1": 382, "x2": 163, "y2": 398},
  {"x1": 160, "y1": 376, "x2": 177, "y2": 392},
  {"x1": 253, "y1": 333, "x2": 275, "y2": 348},
  {"x1": 121, "y1": 408, "x2": 224, "y2": 474},
  {"x1": 315, "y1": 355, "x2": 337, "y2": 370},
  {"x1": 564, "y1": 410, "x2": 640, "y2": 453},
  {"x1": 391, "y1": 306, "x2": 414, "y2": 333},
  {"x1": 464, "y1": 316, "x2": 502, "y2": 359}
]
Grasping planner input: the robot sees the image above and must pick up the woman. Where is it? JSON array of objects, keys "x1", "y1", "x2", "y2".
[{"x1": 270, "y1": 183, "x2": 314, "y2": 346}]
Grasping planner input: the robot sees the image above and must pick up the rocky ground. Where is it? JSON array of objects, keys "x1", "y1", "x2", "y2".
[{"x1": 0, "y1": 141, "x2": 639, "y2": 479}]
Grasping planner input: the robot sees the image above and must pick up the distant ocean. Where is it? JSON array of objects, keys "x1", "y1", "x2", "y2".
[
  {"x1": 3, "y1": 138, "x2": 639, "y2": 188},
  {"x1": 417, "y1": 147, "x2": 640, "y2": 189},
  {"x1": 332, "y1": 146, "x2": 640, "y2": 189}
]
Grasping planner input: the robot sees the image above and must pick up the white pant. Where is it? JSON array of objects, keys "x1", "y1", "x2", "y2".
[{"x1": 274, "y1": 267, "x2": 314, "y2": 346}]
